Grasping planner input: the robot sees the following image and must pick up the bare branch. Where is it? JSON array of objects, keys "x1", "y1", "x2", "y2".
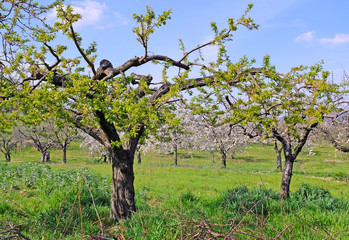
[
  {"x1": 115, "y1": 55, "x2": 190, "y2": 75},
  {"x1": 69, "y1": 110, "x2": 110, "y2": 148},
  {"x1": 148, "y1": 76, "x2": 212, "y2": 104},
  {"x1": 43, "y1": 42, "x2": 61, "y2": 70},
  {"x1": 293, "y1": 122, "x2": 318, "y2": 157}
]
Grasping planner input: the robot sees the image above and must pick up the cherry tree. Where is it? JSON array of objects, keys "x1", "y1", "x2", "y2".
[
  {"x1": 187, "y1": 90, "x2": 249, "y2": 168},
  {"x1": 17, "y1": 122, "x2": 55, "y2": 163},
  {"x1": 195, "y1": 117, "x2": 248, "y2": 168},
  {"x1": 1, "y1": 1, "x2": 273, "y2": 220},
  {"x1": 51, "y1": 123, "x2": 79, "y2": 164},
  {"x1": 0, "y1": 128, "x2": 21, "y2": 162},
  {"x1": 80, "y1": 132, "x2": 111, "y2": 163},
  {"x1": 142, "y1": 109, "x2": 195, "y2": 166},
  {"x1": 227, "y1": 59, "x2": 340, "y2": 199}
]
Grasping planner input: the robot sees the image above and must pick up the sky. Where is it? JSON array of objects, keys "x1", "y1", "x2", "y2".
[{"x1": 48, "y1": 0, "x2": 349, "y2": 82}]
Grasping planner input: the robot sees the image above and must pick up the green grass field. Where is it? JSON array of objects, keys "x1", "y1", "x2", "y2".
[{"x1": 1, "y1": 141, "x2": 348, "y2": 239}]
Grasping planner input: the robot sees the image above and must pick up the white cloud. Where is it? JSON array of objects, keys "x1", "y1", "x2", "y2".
[
  {"x1": 46, "y1": 0, "x2": 111, "y2": 29},
  {"x1": 294, "y1": 31, "x2": 315, "y2": 42},
  {"x1": 71, "y1": 0, "x2": 108, "y2": 29},
  {"x1": 320, "y1": 34, "x2": 349, "y2": 44},
  {"x1": 114, "y1": 12, "x2": 129, "y2": 25},
  {"x1": 201, "y1": 35, "x2": 219, "y2": 62},
  {"x1": 46, "y1": 8, "x2": 57, "y2": 21}
]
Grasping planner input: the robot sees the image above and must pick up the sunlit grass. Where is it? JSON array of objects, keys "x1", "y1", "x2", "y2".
[
  {"x1": 2, "y1": 141, "x2": 349, "y2": 239},
  {"x1": 9, "y1": 141, "x2": 348, "y2": 200}
]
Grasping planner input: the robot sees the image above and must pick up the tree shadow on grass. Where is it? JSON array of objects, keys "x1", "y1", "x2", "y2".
[
  {"x1": 178, "y1": 152, "x2": 206, "y2": 159},
  {"x1": 234, "y1": 156, "x2": 270, "y2": 163}
]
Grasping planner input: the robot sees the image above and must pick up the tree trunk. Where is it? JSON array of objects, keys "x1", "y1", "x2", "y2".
[
  {"x1": 273, "y1": 125, "x2": 316, "y2": 200},
  {"x1": 280, "y1": 155, "x2": 295, "y2": 199},
  {"x1": 137, "y1": 149, "x2": 141, "y2": 164},
  {"x1": 274, "y1": 140, "x2": 282, "y2": 171},
  {"x1": 41, "y1": 151, "x2": 50, "y2": 163},
  {"x1": 62, "y1": 145, "x2": 67, "y2": 164},
  {"x1": 173, "y1": 145, "x2": 178, "y2": 166},
  {"x1": 102, "y1": 154, "x2": 107, "y2": 163},
  {"x1": 5, "y1": 151, "x2": 11, "y2": 162},
  {"x1": 220, "y1": 150, "x2": 226, "y2": 168},
  {"x1": 110, "y1": 150, "x2": 136, "y2": 221}
]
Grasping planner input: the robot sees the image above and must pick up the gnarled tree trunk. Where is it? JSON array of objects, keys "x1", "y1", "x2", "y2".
[
  {"x1": 41, "y1": 151, "x2": 50, "y2": 163},
  {"x1": 110, "y1": 148, "x2": 136, "y2": 221}
]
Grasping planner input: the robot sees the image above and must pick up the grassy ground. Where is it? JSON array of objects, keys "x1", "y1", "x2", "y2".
[
  {"x1": 9, "y1": 141, "x2": 349, "y2": 199},
  {"x1": 1, "y1": 141, "x2": 349, "y2": 239}
]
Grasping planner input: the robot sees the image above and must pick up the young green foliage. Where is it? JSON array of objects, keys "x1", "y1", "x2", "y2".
[
  {"x1": 0, "y1": 1, "x2": 279, "y2": 220},
  {"x1": 227, "y1": 56, "x2": 341, "y2": 198}
]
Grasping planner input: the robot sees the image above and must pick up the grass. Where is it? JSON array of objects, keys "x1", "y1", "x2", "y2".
[{"x1": 1, "y1": 141, "x2": 348, "y2": 239}]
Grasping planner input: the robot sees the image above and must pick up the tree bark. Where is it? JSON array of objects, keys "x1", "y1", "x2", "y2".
[
  {"x1": 62, "y1": 144, "x2": 67, "y2": 164},
  {"x1": 173, "y1": 145, "x2": 178, "y2": 166},
  {"x1": 280, "y1": 155, "x2": 295, "y2": 199},
  {"x1": 273, "y1": 124, "x2": 317, "y2": 199},
  {"x1": 5, "y1": 152, "x2": 11, "y2": 162},
  {"x1": 274, "y1": 140, "x2": 283, "y2": 171},
  {"x1": 1, "y1": 140, "x2": 14, "y2": 162},
  {"x1": 137, "y1": 149, "x2": 141, "y2": 164},
  {"x1": 220, "y1": 150, "x2": 226, "y2": 168},
  {"x1": 110, "y1": 149, "x2": 136, "y2": 221},
  {"x1": 41, "y1": 151, "x2": 50, "y2": 163},
  {"x1": 323, "y1": 128, "x2": 349, "y2": 152}
]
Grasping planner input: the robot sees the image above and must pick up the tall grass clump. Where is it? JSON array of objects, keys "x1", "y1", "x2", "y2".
[
  {"x1": 0, "y1": 162, "x2": 111, "y2": 239},
  {"x1": 111, "y1": 185, "x2": 349, "y2": 239}
]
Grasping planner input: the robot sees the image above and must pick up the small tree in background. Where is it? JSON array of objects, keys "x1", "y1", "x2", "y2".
[
  {"x1": 227, "y1": 58, "x2": 340, "y2": 199},
  {"x1": 17, "y1": 122, "x2": 55, "y2": 163},
  {"x1": 80, "y1": 133, "x2": 111, "y2": 163},
  {"x1": 0, "y1": 128, "x2": 20, "y2": 162},
  {"x1": 143, "y1": 110, "x2": 194, "y2": 166},
  {"x1": 187, "y1": 92, "x2": 249, "y2": 168},
  {"x1": 48, "y1": 119, "x2": 79, "y2": 164}
]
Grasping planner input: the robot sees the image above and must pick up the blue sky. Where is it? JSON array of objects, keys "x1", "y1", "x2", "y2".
[{"x1": 52, "y1": 0, "x2": 349, "y2": 81}]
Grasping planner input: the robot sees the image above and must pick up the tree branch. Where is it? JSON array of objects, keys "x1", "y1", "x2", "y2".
[
  {"x1": 43, "y1": 42, "x2": 61, "y2": 70},
  {"x1": 95, "y1": 110, "x2": 121, "y2": 145},
  {"x1": 272, "y1": 129, "x2": 289, "y2": 150},
  {"x1": 69, "y1": 110, "x2": 110, "y2": 147},
  {"x1": 148, "y1": 76, "x2": 212, "y2": 104},
  {"x1": 69, "y1": 23, "x2": 96, "y2": 75},
  {"x1": 322, "y1": 127, "x2": 349, "y2": 152},
  {"x1": 115, "y1": 55, "x2": 190, "y2": 75},
  {"x1": 293, "y1": 122, "x2": 318, "y2": 157}
]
